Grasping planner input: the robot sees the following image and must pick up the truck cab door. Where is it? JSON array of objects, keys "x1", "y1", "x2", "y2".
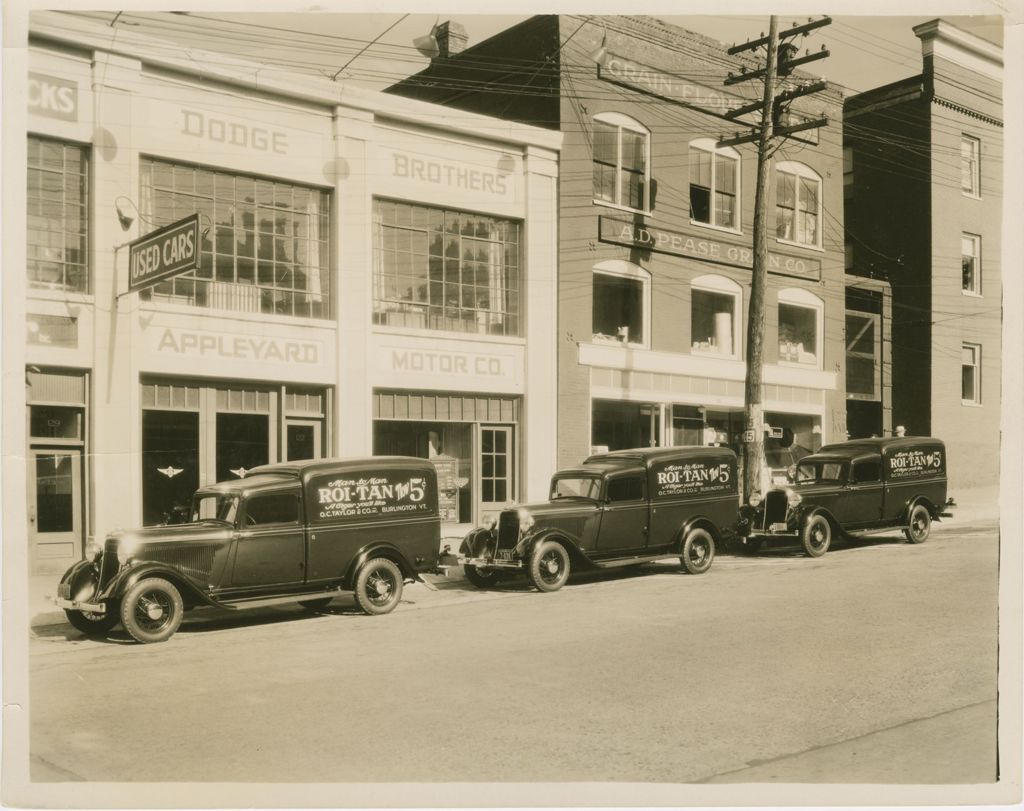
[
  {"x1": 595, "y1": 473, "x2": 648, "y2": 555},
  {"x1": 841, "y1": 459, "x2": 885, "y2": 527},
  {"x1": 229, "y1": 489, "x2": 306, "y2": 589}
]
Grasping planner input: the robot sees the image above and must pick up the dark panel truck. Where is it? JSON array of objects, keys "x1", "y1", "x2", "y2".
[
  {"x1": 443, "y1": 446, "x2": 739, "y2": 591},
  {"x1": 736, "y1": 437, "x2": 951, "y2": 557},
  {"x1": 55, "y1": 457, "x2": 442, "y2": 643}
]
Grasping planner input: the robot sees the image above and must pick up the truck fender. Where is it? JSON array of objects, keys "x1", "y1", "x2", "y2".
[
  {"x1": 461, "y1": 527, "x2": 496, "y2": 558},
  {"x1": 99, "y1": 562, "x2": 216, "y2": 609},
  {"x1": 901, "y1": 496, "x2": 940, "y2": 522},
  {"x1": 675, "y1": 516, "x2": 721, "y2": 554},
  {"x1": 798, "y1": 506, "x2": 841, "y2": 536},
  {"x1": 343, "y1": 542, "x2": 418, "y2": 589},
  {"x1": 521, "y1": 529, "x2": 588, "y2": 567},
  {"x1": 59, "y1": 558, "x2": 102, "y2": 602}
]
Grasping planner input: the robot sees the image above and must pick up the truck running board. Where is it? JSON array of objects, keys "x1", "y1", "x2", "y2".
[
  {"x1": 221, "y1": 590, "x2": 344, "y2": 610},
  {"x1": 592, "y1": 553, "x2": 678, "y2": 569}
]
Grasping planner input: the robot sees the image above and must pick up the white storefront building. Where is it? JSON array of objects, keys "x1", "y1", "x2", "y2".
[{"x1": 22, "y1": 12, "x2": 560, "y2": 574}]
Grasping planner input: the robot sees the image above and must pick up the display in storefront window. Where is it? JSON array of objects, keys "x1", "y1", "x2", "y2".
[
  {"x1": 27, "y1": 136, "x2": 89, "y2": 293},
  {"x1": 691, "y1": 287, "x2": 738, "y2": 356},
  {"x1": 592, "y1": 261, "x2": 648, "y2": 347},
  {"x1": 138, "y1": 159, "x2": 331, "y2": 318},
  {"x1": 778, "y1": 302, "x2": 819, "y2": 365},
  {"x1": 372, "y1": 199, "x2": 520, "y2": 337}
]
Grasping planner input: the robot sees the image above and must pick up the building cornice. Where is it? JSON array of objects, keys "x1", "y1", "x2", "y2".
[{"x1": 932, "y1": 96, "x2": 1003, "y2": 127}]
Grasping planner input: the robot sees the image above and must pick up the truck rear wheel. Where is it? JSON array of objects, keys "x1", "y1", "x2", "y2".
[
  {"x1": 680, "y1": 529, "x2": 715, "y2": 574},
  {"x1": 904, "y1": 504, "x2": 932, "y2": 544},
  {"x1": 354, "y1": 558, "x2": 404, "y2": 615},
  {"x1": 528, "y1": 540, "x2": 570, "y2": 592},
  {"x1": 802, "y1": 515, "x2": 832, "y2": 557}
]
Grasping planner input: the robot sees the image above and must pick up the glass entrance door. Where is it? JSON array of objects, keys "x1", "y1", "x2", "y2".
[
  {"x1": 216, "y1": 413, "x2": 269, "y2": 481},
  {"x1": 29, "y1": 448, "x2": 82, "y2": 572},
  {"x1": 142, "y1": 411, "x2": 200, "y2": 526},
  {"x1": 479, "y1": 426, "x2": 514, "y2": 518}
]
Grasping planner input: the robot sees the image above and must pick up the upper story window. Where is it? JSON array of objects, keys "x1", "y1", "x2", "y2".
[
  {"x1": 592, "y1": 260, "x2": 650, "y2": 349},
  {"x1": 690, "y1": 274, "x2": 741, "y2": 359},
  {"x1": 846, "y1": 310, "x2": 881, "y2": 401},
  {"x1": 776, "y1": 161, "x2": 821, "y2": 249},
  {"x1": 373, "y1": 199, "x2": 520, "y2": 337},
  {"x1": 689, "y1": 139, "x2": 739, "y2": 230},
  {"x1": 593, "y1": 113, "x2": 650, "y2": 212},
  {"x1": 961, "y1": 135, "x2": 981, "y2": 197},
  {"x1": 962, "y1": 233, "x2": 982, "y2": 295},
  {"x1": 139, "y1": 158, "x2": 331, "y2": 318},
  {"x1": 962, "y1": 343, "x2": 981, "y2": 404},
  {"x1": 778, "y1": 288, "x2": 824, "y2": 369},
  {"x1": 27, "y1": 136, "x2": 89, "y2": 293}
]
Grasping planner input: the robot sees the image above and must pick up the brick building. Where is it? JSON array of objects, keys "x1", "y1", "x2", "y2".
[
  {"x1": 390, "y1": 15, "x2": 848, "y2": 477},
  {"x1": 845, "y1": 19, "x2": 1002, "y2": 490}
]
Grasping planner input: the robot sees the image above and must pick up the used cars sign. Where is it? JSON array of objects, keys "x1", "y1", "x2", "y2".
[{"x1": 128, "y1": 214, "x2": 200, "y2": 293}]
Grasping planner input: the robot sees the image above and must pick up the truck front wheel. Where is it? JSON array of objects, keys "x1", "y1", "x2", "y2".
[
  {"x1": 120, "y1": 578, "x2": 184, "y2": 644},
  {"x1": 801, "y1": 515, "x2": 832, "y2": 557},
  {"x1": 528, "y1": 540, "x2": 570, "y2": 592},
  {"x1": 463, "y1": 564, "x2": 502, "y2": 589},
  {"x1": 65, "y1": 604, "x2": 121, "y2": 637}
]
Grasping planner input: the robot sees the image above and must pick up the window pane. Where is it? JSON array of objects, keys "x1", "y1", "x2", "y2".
[
  {"x1": 691, "y1": 289, "x2": 735, "y2": 355},
  {"x1": 593, "y1": 121, "x2": 617, "y2": 164},
  {"x1": 593, "y1": 273, "x2": 643, "y2": 343},
  {"x1": 26, "y1": 137, "x2": 88, "y2": 292},
  {"x1": 779, "y1": 303, "x2": 818, "y2": 364},
  {"x1": 621, "y1": 129, "x2": 646, "y2": 173}
]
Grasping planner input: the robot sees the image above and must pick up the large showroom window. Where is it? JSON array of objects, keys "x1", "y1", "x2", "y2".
[
  {"x1": 139, "y1": 158, "x2": 331, "y2": 318},
  {"x1": 373, "y1": 199, "x2": 520, "y2": 337},
  {"x1": 593, "y1": 113, "x2": 650, "y2": 212},
  {"x1": 27, "y1": 136, "x2": 89, "y2": 293}
]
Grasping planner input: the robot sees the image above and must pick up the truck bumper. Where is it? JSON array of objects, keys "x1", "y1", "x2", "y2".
[
  {"x1": 438, "y1": 552, "x2": 523, "y2": 570},
  {"x1": 54, "y1": 597, "x2": 107, "y2": 613}
]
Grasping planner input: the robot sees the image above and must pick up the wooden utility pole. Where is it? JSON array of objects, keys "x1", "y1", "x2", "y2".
[{"x1": 721, "y1": 16, "x2": 831, "y2": 501}]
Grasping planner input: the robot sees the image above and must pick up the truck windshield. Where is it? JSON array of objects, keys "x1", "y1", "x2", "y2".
[
  {"x1": 191, "y1": 494, "x2": 239, "y2": 524},
  {"x1": 551, "y1": 476, "x2": 602, "y2": 500},
  {"x1": 795, "y1": 461, "x2": 847, "y2": 484}
]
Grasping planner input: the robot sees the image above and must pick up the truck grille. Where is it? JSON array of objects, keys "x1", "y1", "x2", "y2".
[
  {"x1": 98, "y1": 538, "x2": 120, "y2": 589},
  {"x1": 763, "y1": 491, "x2": 789, "y2": 528},
  {"x1": 496, "y1": 511, "x2": 520, "y2": 551}
]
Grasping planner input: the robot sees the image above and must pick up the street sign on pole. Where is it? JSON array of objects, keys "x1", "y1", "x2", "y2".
[{"x1": 128, "y1": 214, "x2": 200, "y2": 293}]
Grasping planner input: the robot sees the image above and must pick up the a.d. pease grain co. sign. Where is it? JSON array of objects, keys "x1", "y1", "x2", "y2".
[
  {"x1": 598, "y1": 216, "x2": 822, "y2": 281},
  {"x1": 128, "y1": 214, "x2": 200, "y2": 293}
]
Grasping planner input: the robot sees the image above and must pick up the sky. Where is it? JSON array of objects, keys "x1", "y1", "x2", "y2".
[{"x1": 71, "y1": 10, "x2": 1006, "y2": 99}]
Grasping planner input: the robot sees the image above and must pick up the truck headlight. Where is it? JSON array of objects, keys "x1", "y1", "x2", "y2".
[
  {"x1": 748, "y1": 493, "x2": 762, "y2": 508},
  {"x1": 85, "y1": 540, "x2": 103, "y2": 563},
  {"x1": 786, "y1": 489, "x2": 802, "y2": 507},
  {"x1": 484, "y1": 516, "x2": 497, "y2": 532},
  {"x1": 518, "y1": 509, "x2": 535, "y2": 532},
  {"x1": 116, "y1": 538, "x2": 137, "y2": 566}
]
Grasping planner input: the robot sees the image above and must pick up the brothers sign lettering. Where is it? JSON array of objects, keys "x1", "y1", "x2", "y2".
[{"x1": 129, "y1": 215, "x2": 200, "y2": 292}]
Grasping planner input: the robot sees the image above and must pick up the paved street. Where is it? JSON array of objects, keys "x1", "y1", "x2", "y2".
[{"x1": 29, "y1": 521, "x2": 998, "y2": 784}]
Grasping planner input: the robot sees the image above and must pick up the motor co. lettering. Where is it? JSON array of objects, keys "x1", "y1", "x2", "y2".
[
  {"x1": 392, "y1": 350, "x2": 504, "y2": 377},
  {"x1": 598, "y1": 54, "x2": 741, "y2": 116},
  {"x1": 28, "y1": 73, "x2": 78, "y2": 121},
  {"x1": 599, "y1": 217, "x2": 821, "y2": 281},
  {"x1": 156, "y1": 328, "x2": 319, "y2": 364},
  {"x1": 888, "y1": 449, "x2": 943, "y2": 479},
  {"x1": 182, "y1": 110, "x2": 288, "y2": 154},
  {"x1": 315, "y1": 475, "x2": 429, "y2": 520},
  {"x1": 391, "y1": 153, "x2": 508, "y2": 195},
  {"x1": 654, "y1": 462, "x2": 733, "y2": 496}
]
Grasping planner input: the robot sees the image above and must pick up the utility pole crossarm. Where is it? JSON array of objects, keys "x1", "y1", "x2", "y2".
[{"x1": 727, "y1": 16, "x2": 833, "y2": 54}]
